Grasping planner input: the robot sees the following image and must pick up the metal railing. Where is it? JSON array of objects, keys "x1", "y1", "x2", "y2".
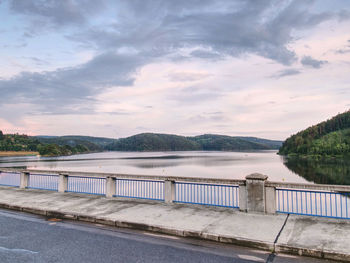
[
  {"x1": 114, "y1": 179, "x2": 164, "y2": 201},
  {"x1": 276, "y1": 188, "x2": 350, "y2": 219},
  {"x1": 174, "y1": 182, "x2": 239, "y2": 208},
  {"x1": 28, "y1": 173, "x2": 59, "y2": 191},
  {"x1": 67, "y1": 176, "x2": 106, "y2": 195},
  {"x1": 1, "y1": 168, "x2": 350, "y2": 220},
  {"x1": 0, "y1": 171, "x2": 20, "y2": 187}
]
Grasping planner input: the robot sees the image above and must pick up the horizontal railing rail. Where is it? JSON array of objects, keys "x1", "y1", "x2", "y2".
[
  {"x1": 20, "y1": 169, "x2": 246, "y2": 185},
  {"x1": 267, "y1": 181, "x2": 350, "y2": 192}
]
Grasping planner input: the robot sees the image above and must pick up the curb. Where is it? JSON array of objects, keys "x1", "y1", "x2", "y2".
[
  {"x1": 0, "y1": 202, "x2": 349, "y2": 262},
  {"x1": 275, "y1": 244, "x2": 350, "y2": 262}
]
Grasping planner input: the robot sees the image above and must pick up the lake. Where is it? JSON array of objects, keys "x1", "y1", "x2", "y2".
[{"x1": 0, "y1": 150, "x2": 330, "y2": 184}]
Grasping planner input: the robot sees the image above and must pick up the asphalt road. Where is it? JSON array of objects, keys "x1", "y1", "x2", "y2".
[{"x1": 0, "y1": 208, "x2": 334, "y2": 263}]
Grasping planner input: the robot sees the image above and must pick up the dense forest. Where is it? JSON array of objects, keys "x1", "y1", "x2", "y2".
[
  {"x1": 35, "y1": 135, "x2": 115, "y2": 149},
  {"x1": 279, "y1": 110, "x2": 350, "y2": 156},
  {"x1": 0, "y1": 131, "x2": 93, "y2": 156},
  {"x1": 106, "y1": 133, "x2": 282, "y2": 151},
  {"x1": 1, "y1": 130, "x2": 282, "y2": 156},
  {"x1": 0, "y1": 132, "x2": 40, "y2": 152}
]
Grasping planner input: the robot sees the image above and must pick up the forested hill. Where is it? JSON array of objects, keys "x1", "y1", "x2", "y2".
[
  {"x1": 0, "y1": 131, "x2": 97, "y2": 156},
  {"x1": 105, "y1": 133, "x2": 282, "y2": 151},
  {"x1": 278, "y1": 110, "x2": 350, "y2": 156},
  {"x1": 35, "y1": 135, "x2": 115, "y2": 151},
  {"x1": 1, "y1": 131, "x2": 282, "y2": 156}
]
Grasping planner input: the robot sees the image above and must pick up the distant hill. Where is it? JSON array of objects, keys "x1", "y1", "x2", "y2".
[
  {"x1": 279, "y1": 110, "x2": 350, "y2": 156},
  {"x1": 35, "y1": 135, "x2": 115, "y2": 151},
  {"x1": 190, "y1": 134, "x2": 275, "y2": 151},
  {"x1": 0, "y1": 132, "x2": 40, "y2": 152},
  {"x1": 106, "y1": 133, "x2": 282, "y2": 151},
  {"x1": 0, "y1": 132, "x2": 94, "y2": 156},
  {"x1": 236, "y1": 137, "x2": 283, "y2": 149},
  {"x1": 1, "y1": 131, "x2": 282, "y2": 156},
  {"x1": 106, "y1": 133, "x2": 200, "y2": 151}
]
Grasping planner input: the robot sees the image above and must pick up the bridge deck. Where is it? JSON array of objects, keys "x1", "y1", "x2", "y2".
[{"x1": 0, "y1": 186, "x2": 349, "y2": 261}]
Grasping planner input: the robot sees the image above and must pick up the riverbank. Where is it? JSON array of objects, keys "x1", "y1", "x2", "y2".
[{"x1": 0, "y1": 151, "x2": 39, "y2": 157}]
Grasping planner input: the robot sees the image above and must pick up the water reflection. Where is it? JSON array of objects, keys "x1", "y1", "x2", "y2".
[{"x1": 283, "y1": 157, "x2": 350, "y2": 185}]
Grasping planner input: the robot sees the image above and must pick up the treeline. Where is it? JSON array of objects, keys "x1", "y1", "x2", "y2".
[
  {"x1": 106, "y1": 133, "x2": 282, "y2": 151},
  {"x1": 0, "y1": 132, "x2": 39, "y2": 152},
  {"x1": 106, "y1": 133, "x2": 201, "y2": 151},
  {"x1": 1, "y1": 130, "x2": 282, "y2": 156},
  {"x1": 279, "y1": 110, "x2": 350, "y2": 156},
  {"x1": 37, "y1": 143, "x2": 89, "y2": 156},
  {"x1": 0, "y1": 130, "x2": 92, "y2": 156}
]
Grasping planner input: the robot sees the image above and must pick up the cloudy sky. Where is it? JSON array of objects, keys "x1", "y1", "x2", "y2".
[{"x1": 0, "y1": 0, "x2": 349, "y2": 140}]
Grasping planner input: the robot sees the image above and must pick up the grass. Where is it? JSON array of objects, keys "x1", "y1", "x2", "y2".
[{"x1": 0, "y1": 151, "x2": 39, "y2": 157}]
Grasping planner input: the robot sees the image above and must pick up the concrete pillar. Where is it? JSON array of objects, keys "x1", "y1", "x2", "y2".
[
  {"x1": 245, "y1": 173, "x2": 268, "y2": 213},
  {"x1": 20, "y1": 172, "x2": 30, "y2": 189},
  {"x1": 58, "y1": 174, "x2": 68, "y2": 193},
  {"x1": 164, "y1": 180, "x2": 175, "y2": 203},
  {"x1": 106, "y1": 177, "x2": 116, "y2": 198},
  {"x1": 239, "y1": 183, "x2": 247, "y2": 212},
  {"x1": 265, "y1": 186, "x2": 276, "y2": 214}
]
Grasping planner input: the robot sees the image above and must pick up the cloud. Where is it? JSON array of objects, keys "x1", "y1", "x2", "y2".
[
  {"x1": 301, "y1": 56, "x2": 328, "y2": 68},
  {"x1": 9, "y1": 0, "x2": 107, "y2": 28},
  {"x1": 167, "y1": 72, "x2": 212, "y2": 82},
  {"x1": 336, "y1": 49, "x2": 350, "y2": 54},
  {"x1": 1, "y1": 0, "x2": 350, "y2": 138},
  {"x1": 188, "y1": 112, "x2": 228, "y2": 123},
  {"x1": 335, "y1": 39, "x2": 350, "y2": 54},
  {"x1": 0, "y1": 52, "x2": 147, "y2": 113},
  {"x1": 189, "y1": 50, "x2": 222, "y2": 60},
  {"x1": 272, "y1": 69, "x2": 301, "y2": 78},
  {"x1": 23, "y1": 56, "x2": 50, "y2": 66},
  {"x1": 168, "y1": 86, "x2": 224, "y2": 104},
  {"x1": 67, "y1": 0, "x2": 346, "y2": 65}
]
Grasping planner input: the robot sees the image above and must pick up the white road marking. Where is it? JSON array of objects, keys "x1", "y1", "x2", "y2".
[
  {"x1": 237, "y1": 254, "x2": 265, "y2": 262},
  {"x1": 0, "y1": 246, "x2": 38, "y2": 254}
]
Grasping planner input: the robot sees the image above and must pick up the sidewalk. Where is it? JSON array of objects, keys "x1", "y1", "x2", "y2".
[{"x1": 0, "y1": 186, "x2": 349, "y2": 261}]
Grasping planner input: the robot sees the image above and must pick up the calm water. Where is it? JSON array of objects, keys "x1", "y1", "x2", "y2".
[
  {"x1": 1, "y1": 150, "x2": 350, "y2": 185},
  {"x1": 0, "y1": 150, "x2": 315, "y2": 184}
]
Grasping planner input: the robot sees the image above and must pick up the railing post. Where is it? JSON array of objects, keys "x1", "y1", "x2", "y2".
[
  {"x1": 58, "y1": 174, "x2": 68, "y2": 193},
  {"x1": 239, "y1": 182, "x2": 247, "y2": 212},
  {"x1": 265, "y1": 186, "x2": 276, "y2": 214},
  {"x1": 106, "y1": 177, "x2": 116, "y2": 198},
  {"x1": 245, "y1": 173, "x2": 268, "y2": 213},
  {"x1": 164, "y1": 180, "x2": 175, "y2": 203},
  {"x1": 20, "y1": 172, "x2": 30, "y2": 189}
]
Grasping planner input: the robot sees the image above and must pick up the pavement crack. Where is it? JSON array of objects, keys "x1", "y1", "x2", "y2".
[
  {"x1": 273, "y1": 214, "x2": 289, "y2": 245},
  {"x1": 266, "y1": 214, "x2": 290, "y2": 263}
]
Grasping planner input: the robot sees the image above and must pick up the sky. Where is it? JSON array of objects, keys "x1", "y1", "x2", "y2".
[{"x1": 0, "y1": 0, "x2": 350, "y2": 140}]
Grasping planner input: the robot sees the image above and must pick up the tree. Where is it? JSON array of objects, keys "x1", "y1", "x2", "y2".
[{"x1": 0, "y1": 130, "x2": 4, "y2": 140}]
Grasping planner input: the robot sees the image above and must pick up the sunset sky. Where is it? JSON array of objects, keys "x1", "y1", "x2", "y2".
[{"x1": 0, "y1": 0, "x2": 350, "y2": 140}]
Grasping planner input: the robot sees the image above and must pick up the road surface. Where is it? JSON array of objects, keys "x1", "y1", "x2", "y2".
[{"x1": 0, "y1": 208, "x2": 333, "y2": 263}]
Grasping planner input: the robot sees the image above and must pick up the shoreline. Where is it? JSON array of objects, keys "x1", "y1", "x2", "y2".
[{"x1": 0, "y1": 151, "x2": 39, "y2": 157}]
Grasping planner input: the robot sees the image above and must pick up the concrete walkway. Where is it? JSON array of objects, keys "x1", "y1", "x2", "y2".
[{"x1": 0, "y1": 186, "x2": 349, "y2": 261}]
